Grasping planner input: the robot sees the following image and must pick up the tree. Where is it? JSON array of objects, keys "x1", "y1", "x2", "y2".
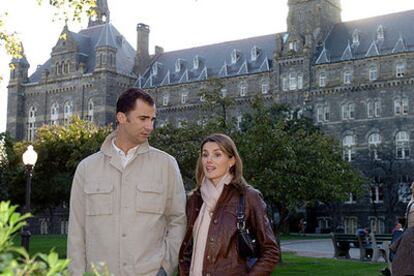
[
  {"x1": 235, "y1": 98, "x2": 364, "y2": 233},
  {"x1": 2, "y1": 117, "x2": 111, "y2": 220},
  {"x1": 355, "y1": 144, "x2": 414, "y2": 232},
  {"x1": 0, "y1": 0, "x2": 96, "y2": 81}
]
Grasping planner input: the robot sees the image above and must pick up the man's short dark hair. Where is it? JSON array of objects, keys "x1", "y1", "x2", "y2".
[{"x1": 116, "y1": 88, "x2": 155, "y2": 114}]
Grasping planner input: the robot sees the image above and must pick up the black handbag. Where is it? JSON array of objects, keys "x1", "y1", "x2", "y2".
[{"x1": 236, "y1": 192, "x2": 259, "y2": 258}]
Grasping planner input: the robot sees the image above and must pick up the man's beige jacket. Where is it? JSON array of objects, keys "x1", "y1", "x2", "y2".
[{"x1": 68, "y1": 132, "x2": 187, "y2": 275}]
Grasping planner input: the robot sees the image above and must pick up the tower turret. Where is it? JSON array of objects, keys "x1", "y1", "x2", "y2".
[{"x1": 88, "y1": 0, "x2": 110, "y2": 27}]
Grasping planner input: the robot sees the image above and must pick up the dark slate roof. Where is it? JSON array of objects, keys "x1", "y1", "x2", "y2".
[
  {"x1": 29, "y1": 23, "x2": 136, "y2": 82},
  {"x1": 316, "y1": 10, "x2": 414, "y2": 64},
  {"x1": 136, "y1": 34, "x2": 278, "y2": 88}
]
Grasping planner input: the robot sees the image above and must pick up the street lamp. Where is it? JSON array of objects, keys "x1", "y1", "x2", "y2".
[{"x1": 21, "y1": 145, "x2": 38, "y2": 252}]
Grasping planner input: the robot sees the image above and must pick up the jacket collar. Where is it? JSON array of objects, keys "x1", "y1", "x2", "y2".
[{"x1": 101, "y1": 131, "x2": 150, "y2": 171}]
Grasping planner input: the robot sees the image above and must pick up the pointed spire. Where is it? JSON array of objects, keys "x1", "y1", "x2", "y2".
[
  {"x1": 96, "y1": 23, "x2": 117, "y2": 48},
  {"x1": 88, "y1": 0, "x2": 110, "y2": 27},
  {"x1": 11, "y1": 42, "x2": 29, "y2": 66}
]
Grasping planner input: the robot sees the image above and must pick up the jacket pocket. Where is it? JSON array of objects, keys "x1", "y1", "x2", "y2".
[
  {"x1": 84, "y1": 183, "x2": 113, "y2": 216},
  {"x1": 136, "y1": 182, "x2": 165, "y2": 214}
]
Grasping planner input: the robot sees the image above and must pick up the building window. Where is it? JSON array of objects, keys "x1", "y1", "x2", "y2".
[
  {"x1": 369, "y1": 217, "x2": 385, "y2": 234},
  {"x1": 152, "y1": 63, "x2": 159, "y2": 76},
  {"x1": 377, "y1": 25, "x2": 384, "y2": 41},
  {"x1": 368, "y1": 133, "x2": 381, "y2": 159},
  {"x1": 27, "y1": 106, "x2": 36, "y2": 142},
  {"x1": 316, "y1": 105, "x2": 323, "y2": 123},
  {"x1": 193, "y1": 55, "x2": 200, "y2": 70},
  {"x1": 240, "y1": 83, "x2": 247, "y2": 97},
  {"x1": 323, "y1": 105, "x2": 330, "y2": 121},
  {"x1": 396, "y1": 131, "x2": 410, "y2": 159},
  {"x1": 369, "y1": 66, "x2": 378, "y2": 81},
  {"x1": 50, "y1": 103, "x2": 59, "y2": 125},
  {"x1": 374, "y1": 100, "x2": 381, "y2": 117},
  {"x1": 236, "y1": 115, "x2": 243, "y2": 130},
  {"x1": 342, "y1": 102, "x2": 355, "y2": 120},
  {"x1": 261, "y1": 83, "x2": 269, "y2": 94},
  {"x1": 220, "y1": 88, "x2": 227, "y2": 98},
  {"x1": 319, "y1": 71, "x2": 326, "y2": 87},
  {"x1": 289, "y1": 72, "x2": 297, "y2": 91},
  {"x1": 289, "y1": 41, "x2": 298, "y2": 52},
  {"x1": 396, "y1": 63, "x2": 405, "y2": 78},
  {"x1": 175, "y1": 59, "x2": 184, "y2": 72},
  {"x1": 63, "y1": 101, "x2": 72, "y2": 125},
  {"x1": 398, "y1": 179, "x2": 412, "y2": 203},
  {"x1": 282, "y1": 76, "x2": 288, "y2": 91},
  {"x1": 63, "y1": 61, "x2": 69, "y2": 74},
  {"x1": 181, "y1": 91, "x2": 188, "y2": 104},
  {"x1": 352, "y1": 30, "x2": 360, "y2": 47},
  {"x1": 317, "y1": 217, "x2": 331, "y2": 232},
  {"x1": 162, "y1": 94, "x2": 169, "y2": 106},
  {"x1": 87, "y1": 99, "x2": 94, "y2": 122},
  {"x1": 343, "y1": 135, "x2": 355, "y2": 161},
  {"x1": 344, "y1": 194, "x2": 357, "y2": 205},
  {"x1": 343, "y1": 70, "x2": 352, "y2": 84},
  {"x1": 344, "y1": 216, "x2": 357, "y2": 234},
  {"x1": 231, "y1": 49, "x2": 241, "y2": 64},
  {"x1": 370, "y1": 178, "x2": 384, "y2": 204},
  {"x1": 367, "y1": 101, "x2": 374, "y2": 118},
  {"x1": 394, "y1": 98, "x2": 409, "y2": 115},
  {"x1": 251, "y1": 46, "x2": 260, "y2": 61},
  {"x1": 297, "y1": 73, "x2": 303, "y2": 89}
]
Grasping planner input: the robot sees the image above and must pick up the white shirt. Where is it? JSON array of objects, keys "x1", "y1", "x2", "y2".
[{"x1": 112, "y1": 138, "x2": 139, "y2": 169}]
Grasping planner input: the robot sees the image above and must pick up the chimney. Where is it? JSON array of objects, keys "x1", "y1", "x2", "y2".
[{"x1": 134, "y1": 23, "x2": 150, "y2": 74}]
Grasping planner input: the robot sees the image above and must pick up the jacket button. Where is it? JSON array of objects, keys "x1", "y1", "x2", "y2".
[
  {"x1": 207, "y1": 255, "x2": 211, "y2": 260},
  {"x1": 179, "y1": 259, "x2": 184, "y2": 263},
  {"x1": 213, "y1": 219, "x2": 218, "y2": 224},
  {"x1": 206, "y1": 273, "x2": 211, "y2": 276},
  {"x1": 210, "y1": 237, "x2": 214, "y2": 242}
]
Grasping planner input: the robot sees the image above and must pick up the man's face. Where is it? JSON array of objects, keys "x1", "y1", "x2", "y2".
[{"x1": 117, "y1": 99, "x2": 156, "y2": 145}]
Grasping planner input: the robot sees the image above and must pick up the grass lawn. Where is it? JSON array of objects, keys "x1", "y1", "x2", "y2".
[
  {"x1": 274, "y1": 252, "x2": 386, "y2": 276},
  {"x1": 13, "y1": 235, "x2": 387, "y2": 275},
  {"x1": 13, "y1": 234, "x2": 67, "y2": 258}
]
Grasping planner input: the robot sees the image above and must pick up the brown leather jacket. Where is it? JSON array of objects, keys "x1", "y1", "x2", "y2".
[{"x1": 178, "y1": 183, "x2": 279, "y2": 276}]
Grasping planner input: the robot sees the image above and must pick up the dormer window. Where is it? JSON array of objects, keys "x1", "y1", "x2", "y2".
[
  {"x1": 152, "y1": 62, "x2": 162, "y2": 76},
  {"x1": 162, "y1": 94, "x2": 169, "y2": 106},
  {"x1": 289, "y1": 41, "x2": 298, "y2": 52},
  {"x1": 251, "y1": 46, "x2": 260, "y2": 61},
  {"x1": 352, "y1": 30, "x2": 360, "y2": 47},
  {"x1": 377, "y1": 25, "x2": 384, "y2": 41},
  {"x1": 193, "y1": 55, "x2": 200, "y2": 70},
  {"x1": 231, "y1": 49, "x2": 241, "y2": 64},
  {"x1": 175, "y1": 59, "x2": 185, "y2": 72}
]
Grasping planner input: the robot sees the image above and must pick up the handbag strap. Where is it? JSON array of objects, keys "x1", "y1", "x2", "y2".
[{"x1": 237, "y1": 193, "x2": 246, "y2": 230}]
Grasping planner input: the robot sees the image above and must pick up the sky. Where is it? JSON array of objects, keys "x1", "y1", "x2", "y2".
[{"x1": 1, "y1": 0, "x2": 414, "y2": 133}]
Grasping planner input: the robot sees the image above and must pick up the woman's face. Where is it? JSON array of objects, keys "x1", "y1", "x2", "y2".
[{"x1": 202, "y1": 142, "x2": 235, "y2": 185}]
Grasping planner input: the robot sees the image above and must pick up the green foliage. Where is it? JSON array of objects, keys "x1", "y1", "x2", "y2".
[
  {"x1": 0, "y1": 201, "x2": 69, "y2": 275},
  {"x1": 2, "y1": 117, "x2": 111, "y2": 212}
]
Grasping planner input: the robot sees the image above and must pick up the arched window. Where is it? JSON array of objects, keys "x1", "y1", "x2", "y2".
[
  {"x1": 368, "y1": 133, "x2": 381, "y2": 159},
  {"x1": 28, "y1": 106, "x2": 36, "y2": 141},
  {"x1": 396, "y1": 131, "x2": 410, "y2": 159},
  {"x1": 63, "y1": 61, "x2": 69, "y2": 74},
  {"x1": 64, "y1": 101, "x2": 73, "y2": 125},
  {"x1": 377, "y1": 25, "x2": 384, "y2": 41},
  {"x1": 51, "y1": 103, "x2": 59, "y2": 125},
  {"x1": 87, "y1": 99, "x2": 94, "y2": 122},
  {"x1": 239, "y1": 82, "x2": 247, "y2": 97},
  {"x1": 319, "y1": 71, "x2": 327, "y2": 87},
  {"x1": 343, "y1": 135, "x2": 355, "y2": 161},
  {"x1": 369, "y1": 66, "x2": 378, "y2": 81}
]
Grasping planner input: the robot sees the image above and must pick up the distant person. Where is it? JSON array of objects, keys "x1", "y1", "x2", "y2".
[
  {"x1": 67, "y1": 88, "x2": 187, "y2": 275},
  {"x1": 298, "y1": 218, "x2": 306, "y2": 236},
  {"x1": 178, "y1": 133, "x2": 279, "y2": 275},
  {"x1": 390, "y1": 181, "x2": 414, "y2": 276}
]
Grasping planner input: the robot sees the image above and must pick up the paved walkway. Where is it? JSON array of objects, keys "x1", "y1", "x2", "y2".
[{"x1": 281, "y1": 239, "x2": 361, "y2": 259}]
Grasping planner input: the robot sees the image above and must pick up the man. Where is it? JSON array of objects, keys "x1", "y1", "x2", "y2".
[{"x1": 68, "y1": 88, "x2": 187, "y2": 275}]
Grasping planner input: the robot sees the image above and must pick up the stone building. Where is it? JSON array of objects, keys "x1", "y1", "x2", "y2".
[{"x1": 7, "y1": 0, "x2": 414, "y2": 233}]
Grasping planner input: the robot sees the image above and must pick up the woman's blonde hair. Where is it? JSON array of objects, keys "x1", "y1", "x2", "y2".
[{"x1": 195, "y1": 133, "x2": 247, "y2": 190}]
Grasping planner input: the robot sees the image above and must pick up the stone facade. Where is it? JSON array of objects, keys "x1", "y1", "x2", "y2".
[{"x1": 7, "y1": 0, "x2": 414, "y2": 233}]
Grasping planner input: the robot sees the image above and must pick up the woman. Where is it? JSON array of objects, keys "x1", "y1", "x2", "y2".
[
  {"x1": 178, "y1": 133, "x2": 279, "y2": 276},
  {"x1": 390, "y1": 181, "x2": 414, "y2": 276}
]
